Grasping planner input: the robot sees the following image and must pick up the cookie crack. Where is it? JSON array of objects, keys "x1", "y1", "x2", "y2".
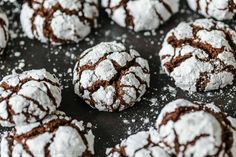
[
  {"x1": 163, "y1": 53, "x2": 192, "y2": 73},
  {"x1": 158, "y1": 104, "x2": 235, "y2": 156},
  {"x1": 107, "y1": 0, "x2": 135, "y2": 29},
  {"x1": 0, "y1": 77, "x2": 59, "y2": 124},
  {"x1": 12, "y1": 118, "x2": 92, "y2": 156},
  {"x1": 108, "y1": 145, "x2": 128, "y2": 157},
  {"x1": 43, "y1": 82, "x2": 58, "y2": 108},
  {"x1": 88, "y1": 55, "x2": 140, "y2": 110},
  {"x1": 196, "y1": 72, "x2": 210, "y2": 92},
  {"x1": 158, "y1": 0, "x2": 173, "y2": 14},
  {"x1": 183, "y1": 134, "x2": 210, "y2": 152},
  {"x1": 205, "y1": 0, "x2": 212, "y2": 15},
  {"x1": 0, "y1": 77, "x2": 59, "y2": 104},
  {"x1": 153, "y1": 6, "x2": 164, "y2": 23},
  {"x1": 194, "y1": 58, "x2": 236, "y2": 91},
  {"x1": 165, "y1": 23, "x2": 236, "y2": 80},
  {"x1": 192, "y1": 23, "x2": 236, "y2": 52},
  {"x1": 133, "y1": 135, "x2": 158, "y2": 156},
  {"x1": 167, "y1": 33, "x2": 224, "y2": 59},
  {"x1": 196, "y1": 0, "x2": 201, "y2": 13},
  {"x1": 19, "y1": 94, "x2": 48, "y2": 113},
  {"x1": 29, "y1": 0, "x2": 97, "y2": 44},
  {"x1": 0, "y1": 18, "x2": 8, "y2": 45},
  {"x1": 0, "y1": 77, "x2": 59, "y2": 92}
]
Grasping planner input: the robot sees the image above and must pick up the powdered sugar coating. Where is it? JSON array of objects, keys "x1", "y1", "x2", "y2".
[
  {"x1": 102, "y1": 0, "x2": 179, "y2": 32},
  {"x1": 0, "y1": 113, "x2": 95, "y2": 157},
  {"x1": 160, "y1": 18, "x2": 236, "y2": 92},
  {"x1": 0, "y1": 9, "x2": 9, "y2": 55},
  {"x1": 0, "y1": 69, "x2": 62, "y2": 127},
  {"x1": 156, "y1": 99, "x2": 236, "y2": 157},
  {"x1": 106, "y1": 128, "x2": 171, "y2": 157},
  {"x1": 187, "y1": 0, "x2": 236, "y2": 20},
  {"x1": 73, "y1": 42, "x2": 150, "y2": 112},
  {"x1": 20, "y1": 0, "x2": 99, "y2": 45}
]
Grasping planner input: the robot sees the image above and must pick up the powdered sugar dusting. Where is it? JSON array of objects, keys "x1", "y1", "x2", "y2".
[
  {"x1": 20, "y1": 0, "x2": 99, "y2": 45},
  {"x1": 0, "y1": 69, "x2": 62, "y2": 127},
  {"x1": 156, "y1": 99, "x2": 236, "y2": 157},
  {"x1": 1, "y1": 113, "x2": 95, "y2": 157},
  {"x1": 187, "y1": 0, "x2": 236, "y2": 20},
  {"x1": 102, "y1": 0, "x2": 180, "y2": 32},
  {"x1": 73, "y1": 42, "x2": 150, "y2": 112},
  {"x1": 106, "y1": 129, "x2": 170, "y2": 157},
  {"x1": 160, "y1": 19, "x2": 236, "y2": 92}
]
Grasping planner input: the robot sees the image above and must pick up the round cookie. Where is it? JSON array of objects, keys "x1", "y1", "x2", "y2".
[
  {"x1": 159, "y1": 18, "x2": 236, "y2": 92},
  {"x1": 0, "y1": 9, "x2": 9, "y2": 54},
  {"x1": 187, "y1": 0, "x2": 236, "y2": 20},
  {"x1": 73, "y1": 42, "x2": 150, "y2": 112},
  {"x1": 0, "y1": 69, "x2": 61, "y2": 127},
  {"x1": 102, "y1": 0, "x2": 179, "y2": 32},
  {"x1": 20, "y1": 0, "x2": 99, "y2": 45},
  {"x1": 106, "y1": 129, "x2": 171, "y2": 157},
  {"x1": 155, "y1": 99, "x2": 236, "y2": 157},
  {"x1": 0, "y1": 113, "x2": 95, "y2": 157}
]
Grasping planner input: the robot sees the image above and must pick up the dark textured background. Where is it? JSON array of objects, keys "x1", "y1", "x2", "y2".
[{"x1": 1, "y1": 0, "x2": 236, "y2": 156}]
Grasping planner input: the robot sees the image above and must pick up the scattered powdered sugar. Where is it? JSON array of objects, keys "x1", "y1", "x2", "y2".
[{"x1": 149, "y1": 98, "x2": 159, "y2": 107}]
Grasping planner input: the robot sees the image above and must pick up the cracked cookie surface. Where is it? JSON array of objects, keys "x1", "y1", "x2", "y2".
[
  {"x1": 0, "y1": 9, "x2": 8, "y2": 55},
  {"x1": 73, "y1": 42, "x2": 150, "y2": 112},
  {"x1": 20, "y1": 0, "x2": 99, "y2": 45},
  {"x1": 0, "y1": 112, "x2": 95, "y2": 157},
  {"x1": 160, "y1": 18, "x2": 236, "y2": 92},
  {"x1": 156, "y1": 99, "x2": 236, "y2": 157},
  {"x1": 187, "y1": 0, "x2": 236, "y2": 20},
  {"x1": 102, "y1": 0, "x2": 179, "y2": 32},
  {"x1": 106, "y1": 128, "x2": 171, "y2": 157},
  {"x1": 0, "y1": 69, "x2": 61, "y2": 127}
]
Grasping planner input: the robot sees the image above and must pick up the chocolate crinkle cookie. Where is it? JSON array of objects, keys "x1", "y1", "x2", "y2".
[
  {"x1": 20, "y1": 0, "x2": 99, "y2": 45},
  {"x1": 160, "y1": 18, "x2": 236, "y2": 92},
  {"x1": 0, "y1": 9, "x2": 9, "y2": 55},
  {"x1": 73, "y1": 42, "x2": 150, "y2": 112},
  {"x1": 156, "y1": 99, "x2": 236, "y2": 157},
  {"x1": 0, "y1": 69, "x2": 61, "y2": 127},
  {"x1": 106, "y1": 128, "x2": 171, "y2": 157},
  {"x1": 0, "y1": 112, "x2": 95, "y2": 157},
  {"x1": 101, "y1": 0, "x2": 179, "y2": 32},
  {"x1": 187, "y1": 0, "x2": 236, "y2": 20}
]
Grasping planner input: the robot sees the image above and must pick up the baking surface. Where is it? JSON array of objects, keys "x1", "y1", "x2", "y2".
[{"x1": 1, "y1": 0, "x2": 236, "y2": 156}]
